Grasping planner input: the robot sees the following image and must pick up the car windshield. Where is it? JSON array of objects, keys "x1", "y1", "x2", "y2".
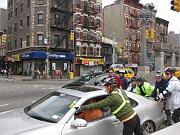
[
  {"x1": 77, "y1": 75, "x2": 92, "y2": 82},
  {"x1": 25, "y1": 91, "x2": 80, "y2": 123}
]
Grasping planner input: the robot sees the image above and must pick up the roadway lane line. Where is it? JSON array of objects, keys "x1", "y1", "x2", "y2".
[
  {"x1": 0, "y1": 104, "x2": 8, "y2": 107},
  {"x1": 0, "y1": 110, "x2": 14, "y2": 115}
]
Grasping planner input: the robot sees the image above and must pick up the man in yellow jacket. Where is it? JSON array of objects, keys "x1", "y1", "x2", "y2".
[{"x1": 135, "y1": 77, "x2": 154, "y2": 97}]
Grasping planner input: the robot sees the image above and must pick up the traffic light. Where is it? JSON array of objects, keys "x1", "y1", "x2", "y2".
[
  {"x1": 70, "y1": 30, "x2": 74, "y2": 41},
  {"x1": 145, "y1": 30, "x2": 150, "y2": 40},
  {"x1": 150, "y1": 29, "x2": 155, "y2": 40},
  {"x1": 171, "y1": 0, "x2": 180, "y2": 12},
  {"x1": 1, "y1": 34, "x2": 7, "y2": 44}
]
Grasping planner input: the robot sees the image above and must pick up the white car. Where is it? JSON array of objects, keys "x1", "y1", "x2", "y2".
[{"x1": 0, "y1": 86, "x2": 164, "y2": 135}]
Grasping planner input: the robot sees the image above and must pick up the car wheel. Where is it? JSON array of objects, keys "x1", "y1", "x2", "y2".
[{"x1": 141, "y1": 121, "x2": 155, "y2": 135}]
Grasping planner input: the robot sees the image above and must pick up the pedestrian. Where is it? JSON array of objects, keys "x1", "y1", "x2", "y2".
[
  {"x1": 151, "y1": 71, "x2": 169, "y2": 98},
  {"x1": 76, "y1": 78, "x2": 143, "y2": 135},
  {"x1": 127, "y1": 77, "x2": 137, "y2": 92},
  {"x1": 106, "y1": 68, "x2": 121, "y2": 88},
  {"x1": 135, "y1": 76, "x2": 154, "y2": 97},
  {"x1": 119, "y1": 69, "x2": 129, "y2": 90},
  {"x1": 155, "y1": 67, "x2": 180, "y2": 124}
]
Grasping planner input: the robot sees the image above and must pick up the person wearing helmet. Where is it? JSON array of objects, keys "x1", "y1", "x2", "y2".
[
  {"x1": 107, "y1": 68, "x2": 122, "y2": 88},
  {"x1": 119, "y1": 69, "x2": 128, "y2": 90},
  {"x1": 135, "y1": 76, "x2": 154, "y2": 97},
  {"x1": 151, "y1": 71, "x2": 171, "y2": 125},
  {"x1": 77, "y1": 78, "x2": 143, "y2": 135},
  {"x1": 156, "y1": 67, "x2": 180, "y2": 123},
  {"x1": 151, "y1": 71, "x2": 169, "y2": 98}
]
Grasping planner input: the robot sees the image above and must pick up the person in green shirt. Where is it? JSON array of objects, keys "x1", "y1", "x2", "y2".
[
  {"x1": 135, "y1": 76, "x2": 154, "y2": 97},
  {"x1": 77, "y1": 78, "x2": 143, "y2": 135}
]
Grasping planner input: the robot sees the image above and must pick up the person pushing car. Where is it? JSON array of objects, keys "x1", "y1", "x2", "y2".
[{"x1": 76, "y1": 78, "x2": 143, "y2": 135}]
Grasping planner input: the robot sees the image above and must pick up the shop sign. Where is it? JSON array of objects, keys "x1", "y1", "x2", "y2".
[
  {"x1": 21, "y1": 53, "x2": 31, "y2": 58},
  {"x1": 81, "y1": 58, "x2": 104, "y2": 65},
  {"x1": 12, "y1": 54, "x2": 20, "y2": 61},
  {"x1": 49, "y1": 54, "x2": 66, "y2": 59}
]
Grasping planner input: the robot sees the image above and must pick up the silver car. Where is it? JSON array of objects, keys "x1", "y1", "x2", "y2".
[{"x1": 0, "y1": 86, "x2": 164, "y2": 135}]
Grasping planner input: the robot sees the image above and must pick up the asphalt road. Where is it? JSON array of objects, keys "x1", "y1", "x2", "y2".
[{"x1": 0, "y1": 79, "x2": 74, "y2": 113}]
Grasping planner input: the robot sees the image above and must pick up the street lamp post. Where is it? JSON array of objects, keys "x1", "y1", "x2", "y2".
[{"x1": 112, "y1": 33, "x2": 117, "y2": 65}]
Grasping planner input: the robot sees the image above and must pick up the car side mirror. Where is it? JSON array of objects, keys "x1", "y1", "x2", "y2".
[{"x1": 71, "y1": 118, "x2": 87, "y2": 128}]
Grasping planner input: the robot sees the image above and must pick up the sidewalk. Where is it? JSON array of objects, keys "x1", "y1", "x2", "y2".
[{"x1": 0, "y1": 75, "x2": 78, "y2": 81}]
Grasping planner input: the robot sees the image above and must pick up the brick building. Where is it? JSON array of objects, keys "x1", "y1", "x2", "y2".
[
  {"x1": 73, "y1": 0, "x2": 103, "y2": 76},
  {"x1": 103, "y1": 0, "x2": 143, "y2": 65},
  {"x1": 7, "y1": 0, "x2": 74, "y2": 76}
]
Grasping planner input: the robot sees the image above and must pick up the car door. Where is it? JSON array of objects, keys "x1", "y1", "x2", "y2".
[{"x1": 62, "y1": 113, "x2": 123, "y2": 135}]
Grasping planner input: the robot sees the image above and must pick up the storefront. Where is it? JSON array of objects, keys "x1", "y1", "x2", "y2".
[
  {"x1": 11, "y1": 54, "x2": 21, "y2": 75},
  {"x1": 21, "y1": 51, "x2": 74, "y2": 76},
  {"x1": 75, "y1": 57, "x2": 104, "y2": 76}
]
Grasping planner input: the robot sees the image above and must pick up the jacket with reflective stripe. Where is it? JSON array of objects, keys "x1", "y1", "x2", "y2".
[
  {"x1": 81, "y1": 88, "x2": 135, "y2": 121},
  {"x1": 135, "y1": 82, "x2": 154, "y2": 97}
]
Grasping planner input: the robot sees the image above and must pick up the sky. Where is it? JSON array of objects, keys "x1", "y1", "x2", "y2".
[{"x1": 0, "y1": 0, "x2": 179, "y2": 33}]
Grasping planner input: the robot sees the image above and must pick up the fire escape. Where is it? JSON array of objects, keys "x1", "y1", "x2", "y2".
[{"x1": 50, "y1": 0, "x2": 73, "y2": 50}]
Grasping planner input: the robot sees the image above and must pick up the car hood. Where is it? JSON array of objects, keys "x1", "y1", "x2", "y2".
[{"x1": 0, "y1": 109, "x2": 55, "y2": 135}]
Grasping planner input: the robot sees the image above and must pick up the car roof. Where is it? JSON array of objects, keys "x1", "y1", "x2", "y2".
[
  {"x1": 57, "y1": 85, "x2": 150, "y2": 104},
  {"x1": 57, "y1": 85, "x2": 106, "y2": 98}
]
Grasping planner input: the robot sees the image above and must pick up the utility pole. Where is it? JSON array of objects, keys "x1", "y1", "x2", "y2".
[
  {"x1": 139, "y1": 8, "x2": 153, "y2": 66},
  {"x1": 112, "y1": 33, "x2": 117, "y2": 65}
]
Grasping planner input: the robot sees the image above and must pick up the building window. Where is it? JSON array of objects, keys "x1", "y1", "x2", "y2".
[
  {"x1": 96, "y1": 4, "x2": 101, "y2": 13},
  {"x1": 83, "y1": 32, "x2": 88, "y2": 41},
  {"x1": 126, "y1": 18, "x2": 129, "y2": 25},
  {"x1": 14, "y1": 23, "x2": 17, "y2": 32},
  {"x1": 20, "y1": 20, "x2": 23, "y2": 26},
  {"x1": 54, "y1": 35, "x2": 59, "y2": 47},
  {"x1": 96, "y1": 19, "x2": 100, "y2": 28},
  {"x1": 96, "y1": 47, "x2": 100, "y2": 56},
  {"x1": 27, "y1": 0, "x2": 30, "y2": 7},
  {"x1": 82, "y1": 46, "x2": 87, "y2": 55},
  {"x1": 89, "y1": 32, "x2": 94, "y2": 41},
  {"x1": 14, "y1": 40, "x2": 17, "y2": 49},
  {"x1": 89, "y1": 17, "x2": 94, "y2": 27},
  {"x1": 76, "y1": 31, "x2": 80, "y2": 39},
  {"x1": 21, "y1": 3, "x2": 23, "y2": 12},
  {"x1": 90, "y1": 46, "x2": 94, "y2": 56},
  {"x1": 38, "y1": 13, "x2": 43, "y2": 24},
  {"x1": 89, "y1": 2, "x2": 94, "y2": 12},
  {"x1": 126, "y1": 42, "x2": 128, "y2": 49},
  {"x1": 20, "y1": 38, "x2": 23, "y2": 48},
  {"x1": 75, "y1": 0, "x2": 81, "y2": 8},
  {"x1": 15, "y1": 8, "x2": 17, "y2": 16},
  {"x1": 75, "y1": 14, "x2": 81, "y2": 24},
  {"x1": 84, "y1": 16, "x2": 88, "y2": 26},
  {"x1": 76, "y1": 45, "x2": 80, "y2": 55},
  {"x1": 27, "y1": 16, "x2": 30, "y2": 26},
  {"x1": 27, "y1": 35, "x2": 30, "y2": 46},
  {"x1": 37, "y1": 34, "x2": 43, "y2": 45}
]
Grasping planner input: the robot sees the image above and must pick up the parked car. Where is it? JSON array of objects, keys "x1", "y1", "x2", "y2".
[
  {"x1": 151, "y1": 122, "x2": 180, "y2": 135},
  {"x1": 0, "y1": 85, "x2": 165, "y2": 135},
  {"x1": 62, "y1": 72, "x2": 106, "y2": 88}
]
